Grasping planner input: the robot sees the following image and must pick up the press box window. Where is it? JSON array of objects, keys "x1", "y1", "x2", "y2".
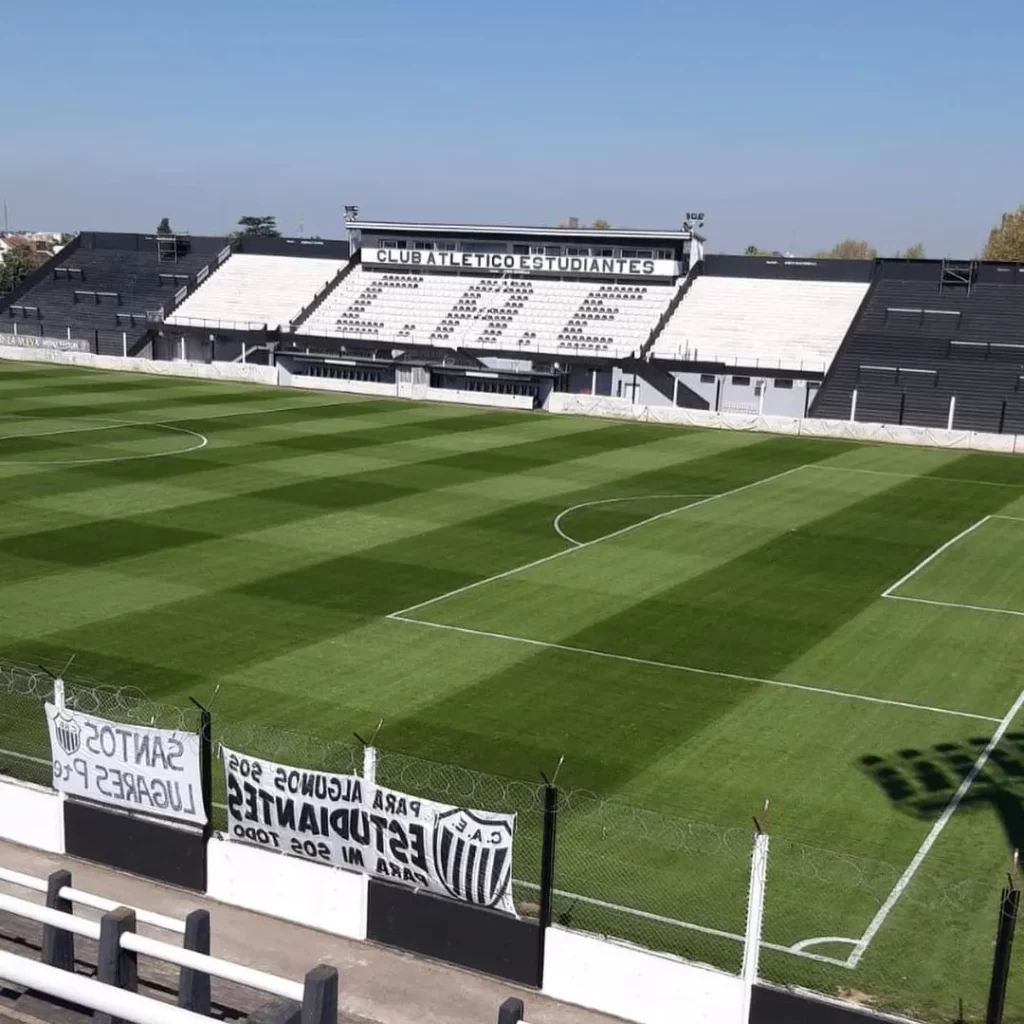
[
  {"x1": 773, "y1": 379, "x2": 794, "y2": 389},
  {"x1": 700, "y1": 374, "x2": 716, "y2": 384},
  {"x1": 732, "y1": 376, "x2": 751, "y2": 386}
]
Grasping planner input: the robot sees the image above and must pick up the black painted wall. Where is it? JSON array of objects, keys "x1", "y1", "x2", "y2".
[
  {"x1": 750, "y1": 985, "x2": 925, "y2": 1024},
  {"x1": 64, "y1": 800, "x2": 207, "y2": 891},
  {"x1": 366, "y1": 879, "x2": 542, "y2": 987}
]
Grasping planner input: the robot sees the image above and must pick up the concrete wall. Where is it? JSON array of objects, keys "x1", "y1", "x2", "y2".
[
  {"x1": 543, "y1": 926, "x2": 745, "y2": 1024},
  {"x1": 547, "y1": 392, "x2": 1021, "y2": 453},
  {"x1": 0, "y1": 778, "x2": 64, "y2": 853},
  {"x1": 206, "y1": 836, "x2": 367, "y2": 941}
]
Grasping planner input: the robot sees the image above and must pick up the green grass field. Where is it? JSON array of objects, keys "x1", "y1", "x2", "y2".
[{"x1": 2, "y1": 361, "x2": 1024, "y2": 1022}]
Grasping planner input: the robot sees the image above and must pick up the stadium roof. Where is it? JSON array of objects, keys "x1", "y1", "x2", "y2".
[{"x1": 347, "y1": 220, "x2": 703, "y2": 242}]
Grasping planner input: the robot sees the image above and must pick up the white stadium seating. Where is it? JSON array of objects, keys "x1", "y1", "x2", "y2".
[
  {"x1": 166, "y1": 254, "x2": 344, "y2": 331},
  {"x1": 653, "y1": 276, "x2": 870, "y2": 371},
  {"x1": 297, "y1": 267, "x2": 677, "y2": 359}
]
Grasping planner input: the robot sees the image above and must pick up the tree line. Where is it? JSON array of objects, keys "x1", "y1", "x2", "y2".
[{"x1": 745, "y1": 204, "x2": 1024, "y2": 262}]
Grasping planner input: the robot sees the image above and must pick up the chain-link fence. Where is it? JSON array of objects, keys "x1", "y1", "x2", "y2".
[{"x1": 2, "y1": 656, "x2": 1021, "y2": 1021}]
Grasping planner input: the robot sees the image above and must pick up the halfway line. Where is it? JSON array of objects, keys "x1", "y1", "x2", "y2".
[
  {"x1": 389, "y1": 465, "x2": 806, "y2": 619},
  {"x1": 388, "y1": 616, "x2": 999, "y2": 725}
]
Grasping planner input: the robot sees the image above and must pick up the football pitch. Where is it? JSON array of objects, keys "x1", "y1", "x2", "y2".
[{"x1": 1, "y1": 361, "x2": 1024, "y2": 1021}]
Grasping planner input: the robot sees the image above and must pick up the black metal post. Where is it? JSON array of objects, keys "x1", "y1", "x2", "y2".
[
  {"x1": 178, "y1": 909, "x2": 211, "y2": 1014},
  {"x1": 95, "y1": 907, "x2": 137, "y2": 1024},
  {"x1": 999, "y1": 399, "x2": 1008, "y2": 435},
  {"x1": 898, "y1": 390, "x2": 907, "y2": 425},
  {"x1": 986, "y1": 886, "x2": 1019, "y2": 1024},
  {"x1": 42, "y1": 870, "x2": 74, "y2": 971},
  {"x1": 498, "y1": 997, "x2": 525, "y2": 1024},
  {"x1": 300, "y1": 964, "x2": 338, "y2": 1024},
  {"x1": 535, "y1": 783, "x2": 559, "y2": 988}
]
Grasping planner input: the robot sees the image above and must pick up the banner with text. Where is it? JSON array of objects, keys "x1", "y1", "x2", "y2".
[
  {"x1": 361, "y1": 247, "x2": 681, "y2": 279},
  {"x1": 222, "y1": 746, "x2": 516, "y2": 915},
  {"x1": 45, "y1": 703, "x2": 206, "y2": 826}
]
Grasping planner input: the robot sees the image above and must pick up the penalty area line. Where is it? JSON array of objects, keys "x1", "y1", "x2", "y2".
[
  {"x1": 848, "y1": 686, "x2": 1024, "y2": 967},
  {"x1": 387, "y1": 616, "x2": 1000, "y2": 725}
]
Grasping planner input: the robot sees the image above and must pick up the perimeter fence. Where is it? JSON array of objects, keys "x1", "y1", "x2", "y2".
[{"x1": 0, "y1": 658, "x2": 1019, "y2": 1023}]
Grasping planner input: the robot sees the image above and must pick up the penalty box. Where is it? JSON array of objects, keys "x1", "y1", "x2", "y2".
[{"x1": 884, "y1": 514, "x2": 1024, "y2": 617}]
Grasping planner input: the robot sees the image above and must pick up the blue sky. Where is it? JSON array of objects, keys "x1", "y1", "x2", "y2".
[{"x1": 2, "y1": 0, "x2": 1020, "y2": 256}]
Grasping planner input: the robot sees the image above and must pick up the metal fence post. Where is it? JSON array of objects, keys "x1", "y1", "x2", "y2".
[
  {"x1": 740, "y1": 825, "x2": 770, "y2": 1024},
  {"x1": 95, "y1": 907, "x2": 137, "y2": 1024},
  {"x1": 300, "y1": 964, "x2": 337, "y2": 1024},
  {"x1": 536, "y1": 783, "x2": 559, "y2": 987},
  {"x1": 498, "y1": 996, "x2": 525, "y2": 1024},
  {"x1": 178, "y1": 909, "x2": 211, "y2": 1015},
  {"x1": 41, "y1": 870, "x2": 74, "y2": 971},
  {"x1": 986, "y1": 884, "x2": 1019, "y2": 1024}
]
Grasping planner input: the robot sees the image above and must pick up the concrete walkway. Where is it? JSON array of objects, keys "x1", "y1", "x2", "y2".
[{"x1": 0, "y1": 840, "x2": 620, "y2": 1024}]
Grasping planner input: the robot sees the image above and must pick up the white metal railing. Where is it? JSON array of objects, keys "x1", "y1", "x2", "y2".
[
  {"x1": 0, "y1": 865, "x2": 184, "y2": 933},
  {"x1": 0, "y1": 951, "x2": 204, "y2": 1024},
  {"x1": 0, "y1": 876, "x2": 304, "y2": 1002}
]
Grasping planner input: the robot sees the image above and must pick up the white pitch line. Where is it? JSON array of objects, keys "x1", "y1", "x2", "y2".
[
  {"x1": 512, "y1": 880, "x2": 852, "y2": 966},
  {"x1": 848, "y1": 686, "x2": 1024, "y2": 967},
  {"x1": 552, "y1": 494, "x2": 714, "y2": 547},
  {"x1": 881, "y1": 516, "x2": 992, "y2": 599},
  {"x1": 389, "y1": 616, "x2": 1000, "y2": 724},
  {"x1": 389, "y1": 465, "x2": 807, "y2": 619},
  {"x1": 0, "y1": 420, "x2": 208, "y2": 466},
  {"x1": 885, "y1": 594, "x2": 1024, "y2": 619},
  {"x1": 0, "y1": 421, "x2": 130, "y2": 441}
]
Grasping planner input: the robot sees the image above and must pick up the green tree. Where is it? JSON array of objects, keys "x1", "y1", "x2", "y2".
[
  {"x1": 895, "y1": 242, "x2": 926, "y2": 259},
  {"x1": 590, "y1": 219, "x2": 610, "y2": 230},
  {"x1": 983, "y1": 206, "x2": 1024, "y2": 261},
  {"x1": 0, "y1": 245, "x2": 38, "y2": 293},
  {"x1": 813, "y1": 239, "x2": 877, "y2": 260},
  {"x1": 236, "y1": 215, "x2": 280, "y2": 238},
  {"x1": 156, "y1": 217, "x2": 173, "y2": 235},
  {"x1": 744, "y1": 245, "x2": 772, "y2": 256}
]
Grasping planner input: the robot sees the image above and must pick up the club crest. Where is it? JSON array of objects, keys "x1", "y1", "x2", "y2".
[
  {"x1": 433, "y1": 808, "x2": 514, "y2": 908},
  {"x1": 53, "y1": 714, "x2": 81, "y2": 756}
]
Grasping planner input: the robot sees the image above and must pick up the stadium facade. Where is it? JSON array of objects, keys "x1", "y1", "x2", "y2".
[{"x1": 2, "y1": 219, "x2": 1023, "y2": 433}]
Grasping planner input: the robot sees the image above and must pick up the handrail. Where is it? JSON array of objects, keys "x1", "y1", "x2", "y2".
[
  {"x1": 0, "y1": 865, "x2": 184, "y2": 934},
  {"x1": 121, "y1": 933, "x2": 303, "y2": 1002},
  {"x1": 0, "y1": 950, "x2": 206, "y2": 1024},
  {"x1": 0, "y1": 884, "x2": 302, "y2": 1001}
]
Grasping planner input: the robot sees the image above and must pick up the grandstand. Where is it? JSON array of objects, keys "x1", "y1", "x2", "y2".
[
  {"x1": 1, "y1": 232, "x2": 226, "y2": 356},
  {"x1": 811, "y1": 260, "x2": 1024, "y2": 432},
  {"x1": 167, "y1": 252, "x2": 346, "y2": 332},
  {"x1": 298, "y1": 266, "x2": 676, "y2": 360},
  {"x1": 653, "y1": 267, "x2": 870, "y2": 372},
  {"x1": 4, "y1": 216, "x2": 1024, "y2": 437}
]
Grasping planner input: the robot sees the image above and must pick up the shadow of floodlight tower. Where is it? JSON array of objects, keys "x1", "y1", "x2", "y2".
[{"x1": 859, "y1": 731, "x2": 1024, "y2": 853}]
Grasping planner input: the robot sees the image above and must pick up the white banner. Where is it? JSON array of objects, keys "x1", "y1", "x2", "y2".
[
  {"x1": 361, "y1": 247, "x2": 681, "y2": 279},
  {"x1": 222, "y1": 747, "x2": 516, "y2": 915},
  {"x1": 45, "y1": 704, "x2": 206, "y2": 826}
]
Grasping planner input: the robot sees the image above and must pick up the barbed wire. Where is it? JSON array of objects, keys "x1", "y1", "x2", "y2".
[{"x1": 0, "y1": 658, "x2": 1004, "y2": 921}]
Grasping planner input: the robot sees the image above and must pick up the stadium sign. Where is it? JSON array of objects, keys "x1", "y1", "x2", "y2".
[
  {"x1": 361, "y1": 247, "x2": 681, "y2": 278},
  {"x1": 44, "y1": 703, "x2": 206, "y2": 826},
  {"x1": 0, "y1": 333, "x2": 91, "y2": 353},
  {"x1": 222, "y1": 746, "x2": 516, "y2": 915}
]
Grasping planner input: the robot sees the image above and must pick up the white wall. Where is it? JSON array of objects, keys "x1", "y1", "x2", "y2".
[
  {"x1": 5, "y1": 346, "x2": 1023, "y2": 454},
  {"x1": 546, "y1": 392, "x2": 1022, "y2": 454},
  {"x1": 0, "y1": 778, "x2": 64, "y2": 853},
  {"x1": 543, "y1": 926, "x2": 745, "y2": 1024},
  {"x1": 206, "y1": 836, "x2": 367, "y2": 941}
]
